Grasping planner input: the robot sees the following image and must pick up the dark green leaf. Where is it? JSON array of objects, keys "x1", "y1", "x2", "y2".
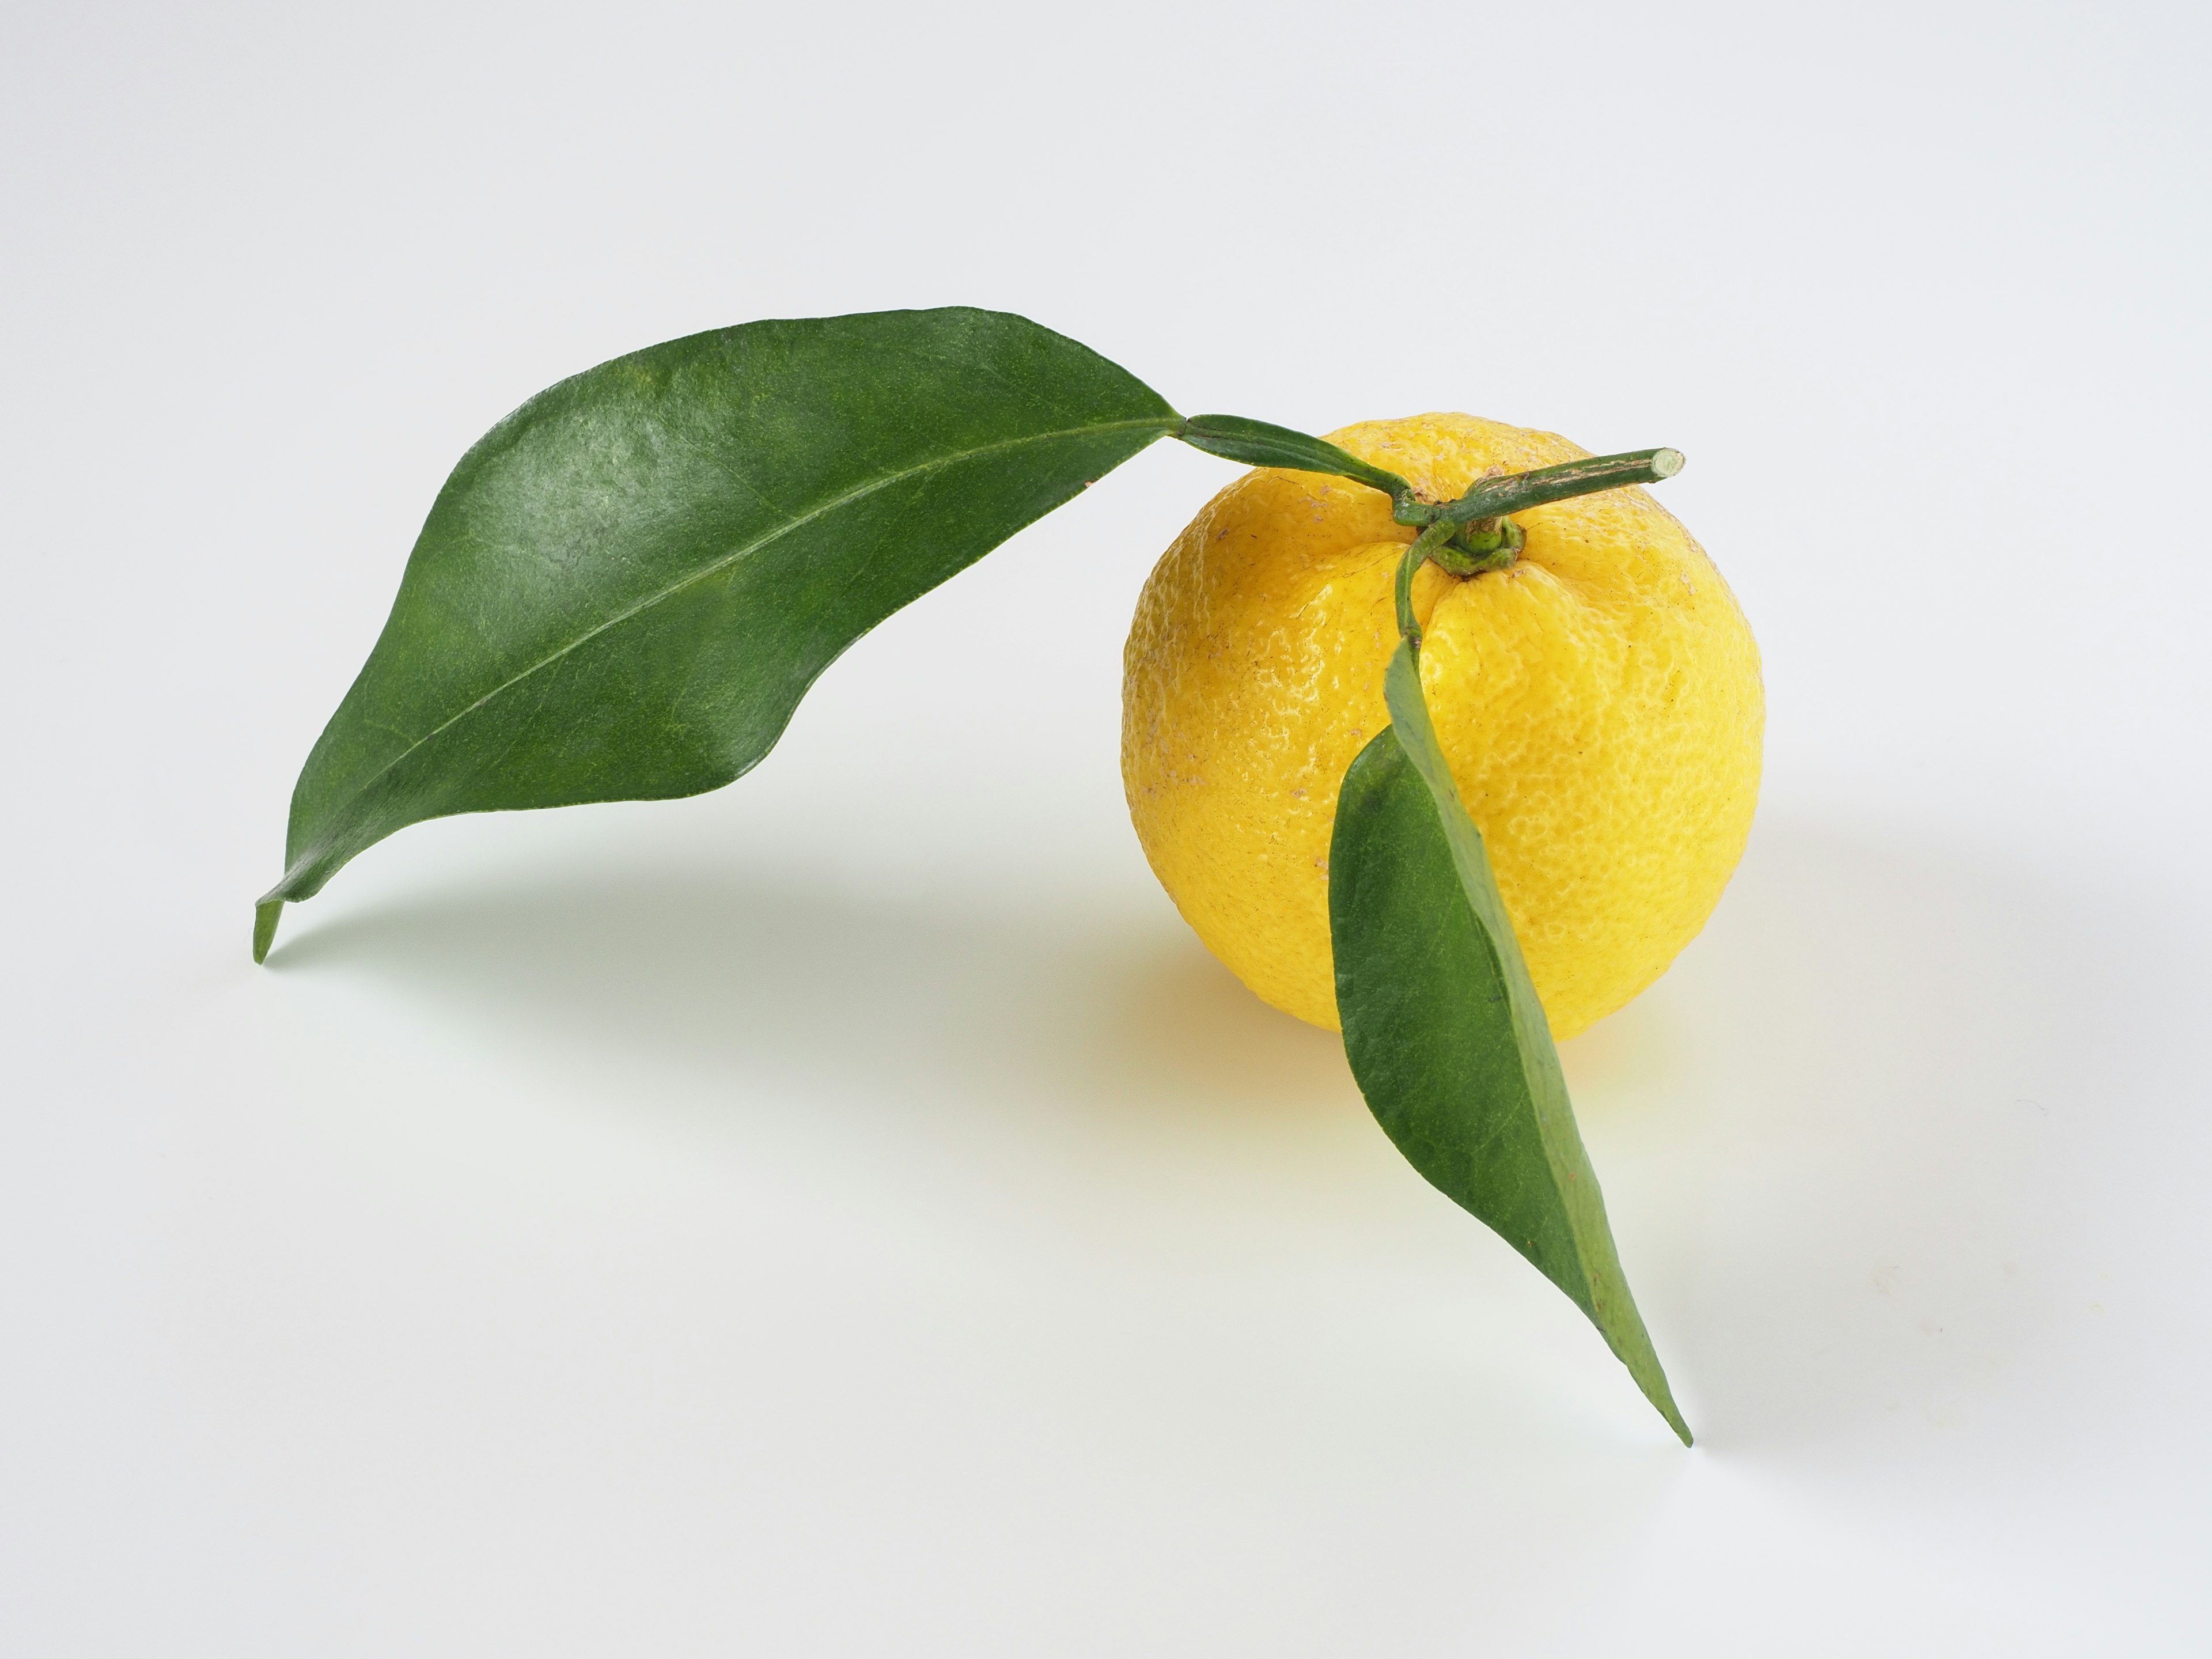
[
  {"x1": 256, "y1": 308, "x2": 1179, "y2": 959},
  {"x1": 1328, "y1": 641, "x2": 1691, "y2": 1442},
  {"x1": 1175, "y1": 413, "x2": 1414, "y2": 500}
]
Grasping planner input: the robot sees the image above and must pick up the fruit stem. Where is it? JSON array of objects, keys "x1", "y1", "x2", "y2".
[
  {"x1": 1430, "y1": 516, "x2": 1525, "y2": 576},
  {"x1": 1396, "y1": 446, "x2": 1687, "y2": 601},
  {"x1": 1407, "y1": 448, "x2": 1684, "y2": 531}
]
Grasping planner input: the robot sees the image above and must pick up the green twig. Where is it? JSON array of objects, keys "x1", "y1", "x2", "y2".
[{"x1": 1433, "y1": 449, "x2": 1683, "y2": 525}]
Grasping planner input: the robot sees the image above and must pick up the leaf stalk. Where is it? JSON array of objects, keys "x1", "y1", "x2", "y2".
[{"x1": 1394, "y1": 523, "x2": 1455, "y2": 647}]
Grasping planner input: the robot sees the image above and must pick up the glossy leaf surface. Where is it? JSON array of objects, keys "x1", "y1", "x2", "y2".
[
  {"x1": 257, "y1": 308, "x2": 1178, "y2": 958},
  {"x1": 1328, "y1": 641, "x2": 1691, "y2": 1441}
]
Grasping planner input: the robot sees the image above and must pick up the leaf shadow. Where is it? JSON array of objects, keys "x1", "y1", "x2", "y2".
[
  {"x1": 267, "y1": 857, "x2": 1365, "y2": 1169},
  {"x1": 1559, "y1": 812, "x2": 2164, "y2": 1460},
  {"x1": 266, "y1": 809, "x2": 2168, "y2": 1459}
]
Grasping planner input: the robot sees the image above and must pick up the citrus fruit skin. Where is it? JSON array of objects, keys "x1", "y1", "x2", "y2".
[{"x1": 1121, "y1": 412, "x2": 1763, "y2": 1040}]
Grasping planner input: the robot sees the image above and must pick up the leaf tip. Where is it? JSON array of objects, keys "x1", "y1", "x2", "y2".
[
  {"x1": 1642, "y1": 1376, "x2": 1694, "y2": 1445},
  {"x1": 253, "y1": 899, "x2": 283, "y2": 964}
]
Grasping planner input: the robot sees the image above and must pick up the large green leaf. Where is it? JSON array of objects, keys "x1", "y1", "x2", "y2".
[
  {"x1": 1328, "y1": 641, "x2": 1691, "y2": 1442},
  {"x1": 256, "y1": 308, "x2": 1179, "y2": 960}
]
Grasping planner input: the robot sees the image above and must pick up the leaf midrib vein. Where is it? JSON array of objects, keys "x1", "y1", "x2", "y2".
[{"x1": 308, "y1": 415, "x2": 1171, "y2": 851}]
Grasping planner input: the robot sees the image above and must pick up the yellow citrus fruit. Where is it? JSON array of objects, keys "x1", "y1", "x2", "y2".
[{"x1": 1121, "y1": 412, "x2": 1763, "y2": 1040}]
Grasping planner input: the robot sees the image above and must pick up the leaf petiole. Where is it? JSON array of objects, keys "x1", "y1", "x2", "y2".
[
  {"x1": 1393, "y1": 523, "x2": 1455, "y2": 646},
  {"x1": 1174, "y1": 414, "x2": 1415, "y2": 500}
]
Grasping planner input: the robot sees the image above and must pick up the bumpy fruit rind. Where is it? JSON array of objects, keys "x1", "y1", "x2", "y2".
[{"x1": 1122, "y1": 413, "x2": 1763, "y2": 1040}]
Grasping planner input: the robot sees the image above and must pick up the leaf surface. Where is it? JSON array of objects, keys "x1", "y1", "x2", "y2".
[
  {"x1": 1328, "y1": 642, "x2": 1691, "y2": 1442},
  {"x1": 257, "y1": 308, "x2": 1178, "y2": 956}
]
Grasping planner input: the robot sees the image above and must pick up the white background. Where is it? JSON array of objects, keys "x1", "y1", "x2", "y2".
[{"x1": 5, "y1": 1, "x2": 2209, "y2": 1651}]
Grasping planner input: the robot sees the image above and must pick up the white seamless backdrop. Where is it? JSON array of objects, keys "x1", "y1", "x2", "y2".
[{"x1": 3, "y1": 1, "x2": 2208, "y2": 1653}]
